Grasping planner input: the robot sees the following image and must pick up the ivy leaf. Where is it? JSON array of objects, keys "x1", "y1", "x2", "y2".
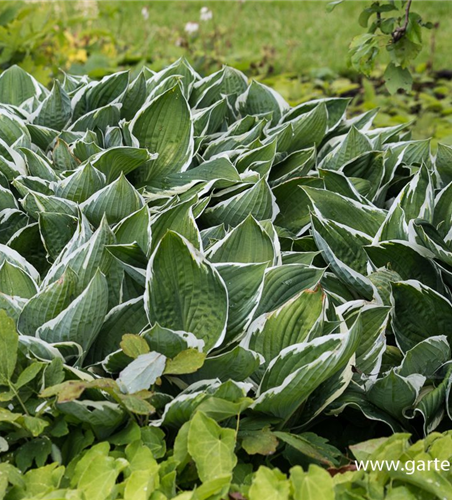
[
  {"x1": 187, "y1": 411, "x2": 237, "y2": 482},
  {"x1": 248, "y1": 466, "x2": 290, "y2": 500},
  {"x1": 290, "y1": 465, "x2": 334, "y2": 500}
]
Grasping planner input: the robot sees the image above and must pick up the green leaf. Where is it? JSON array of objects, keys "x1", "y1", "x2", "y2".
[
  {"x1": 215, "y1": 262, "x2": 267, "y2": 345},
  {"x1": 302, "y1": 186, "x2": 386, "y2": 237},
  {"x1": 131, "y1": 85, "x2": 193, "y2": 184},
  {"x1": 120, "y1": 333, "x2": 150, "y2": 359},
  {"x1": 0, "y1": 309, "x2": 18, "y2": 383},
  {"x1": 245, "y1": 286, "x2": 325, "y2": 365},
  {"x1": 39, "y1": 212, "x2": 78, "y2": 261},
  {"x1": 18, "y1": 267, "x2": 78, "y2": 336},
  {"x1": 254, "y1": 264, "x2": 325, "y2": 317},
  {"x1": 142, "y1": 323, "x2": 204, "y2": 358},
  {"x1": 186, "y1": 346, "x2": 260, "y2": 383},
  {"x1": 310, "y1": 213, "x2": 375, "y2": 299},
  {"x1": 37, "y1": 270, "x2": 109, "y2": 356},
  {"x1": 398, "y1": 336, "x2": 450, "y2": 378},
  {"x1": 92, "y1": 147, "x2": 156, "y2": 183},
  {"x1": 0, "y1": 260, "x2": 38, "y2": 298},
  {"x1": 87, "y1": 297, "x2": 148, "y2": 363},
  {"x1": 207, "y1": 215, "x2": 275, "y2": 264},
  {"x1": 71, "y1": 443, "x2": 126, "y2": 500},
  {"x1": 145, "y1": 231, "x2": 228, "y2": 352},
  {"x1": 275, "y1": 432, "x2": 340, "y2": 467},
  {"x1": 241, "y1": 427, "x2": 279, "y2": 456},
  {"x1": 391, "y1": 280, "x2": 452, "y2": 352},
  {"x1": 81, "y1": 173, "x2": 144, "y2": 226},
  {"x1": 253, "y1": 317, "x2": 361, "y2": 420},
  {"x1": 164, "y1": 349, "x2": 206, "y2": 375},
  {"x1": 0, "y1": 65, "x2": 46, "y2": 105},
  {"x1": 150, "y1": 197, "x2": 201, "y2": 252},
  {"x1": 367, "y1": 370, "x2": 425, "y2": 420},
  {"x1": 290, "y1": 465, "x2": 334, "y2": 500},
  {"x1": 237, "y1": 80, "x2": 289, "y2": 126},
  {"x1": 187, "y1": 411, "x2": 237, "y2": 482},
  {"x1": 32, "y1": 80, "x2": 72, "y2": 130},
  {"x1": 248, "y1": 466, "x2": 290, "y2": 500},
  {"x1": 55, "y1": 162, "x2": 106, "y2": 203},
  {"x1": 117, "y1": 352, "x2": 167, "y2": 393},
  {"x1": 43, "y1": 216, "x2": 114, "y2": 294},
  {"x1": 365, "y1": 241, "x2": 444, "y2": 294},
  {"x1": 384, "y1": 63, "x2": 413, "y2": 94},
  {"x1": 202, "y1": 178, "x2": 277, "y2": 228}
]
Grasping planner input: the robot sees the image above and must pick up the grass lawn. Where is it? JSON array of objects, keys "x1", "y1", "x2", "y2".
[
  {"x1": 52, "y1": 0, "x2": 452, "y2": 76},
  {"x1": 8, "y1": 0, "x2": 452, "y2": 144}
]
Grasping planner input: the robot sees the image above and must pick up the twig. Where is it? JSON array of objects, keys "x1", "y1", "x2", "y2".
[
  {"x1": 426, "y1": 22, "x2": 440, "y2": 71},
  {"x1": 392, "y1": 0, "x2": 413, "y2": 42}
]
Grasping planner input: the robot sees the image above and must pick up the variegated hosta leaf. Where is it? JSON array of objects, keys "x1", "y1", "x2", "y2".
[
  {"x1": 43, "y1": 216, "x2": 115, "y2": 293},
  {"x1": 341, "y1": 302, "x2": 390, "y2": 378},
  {"x1": 87, "y1": 296, "x2": 149, "y2": 364},
  {"x1": 391, "y1": 280, "x2": 452, "y2": 353},
  {"x1": 37, "y1": 270, "x2": 109, "y2": 358},
  {"x1": 412, "y1": 362, "x2": 452, "y2": 435},
  {"x1": 311, "y1": 213, "x2": 374, "y2": 297},
  {"x1": 81, "y1": 174, "x2": 144, "y2": 226},
  {"x1": 0, "y1": 259, "x2": 37, "y2": 299},
  {"x1": 201, "y1": 178, "x2": 278, "y2": 228},
  {"x1": 185, "y1": 346, "x2": 261, "y2": 384},
  {"x1": 207, "y1": 216, "x2": 275, "y2": 264},
  {"x1": 273, "y1": 177, "x2": 323, "y2": 236},
  {"x1": 31, "y1": 80, "x2": 72, "y2": 130},
  {"x1": 149, "y1": 156, "x2": 241, "y2": 195},
  {"x1": 236, "y1": 80, "x2": 289, "y2": 127},
  {"x1": 91, "y1": 147, "x2": 156, "y2": 183},
  {"x1": 145, "y1": 231, "x2": 228, "y2": 352},
  {"x1": 54, "y1": 162, "x2": 106, "y2": 203},
  {"x1": 320, "y1": 126, "x2": 372, "y2": 171},
  {"x1": 252, "y1": 316, "x2": 361, "y2": 420},
  {"x1": 215, "y1": 262, "x2": 267, "y2": 345},
  {"x1": 303, "y1": 186, "x2": 386, "y2": 237},
  {"x1": 39, "y1": 212, "x2": 78, "y2": 261},
  {"x1": 143, "y1": 323, "x2": 205, "y2": 358},
  {"x1": 0, "y1": 243, "x2": 39, "y2": 282},
  {"x1": 244, "y1": 286, "x2": 325, "y2": 366},
  {"x1": 367, "y1": 370, "x2": 425, "y2": 421},
  {"x1": 253, "y1": 264, "x2": 325, "y2": 318},
  {"x1": 113, "y1": 205, "x2": 151, "y2": 252},
  {"x1": 18, "y1": 267, "x2": 78, "y2": 336},
  {"x1": 436, "y1": 143, "x2": 452, "y2": 186},
  {"x1": 398, "y1": 336, "x2": 450, "y2": 379},
  {"x1": 130, "y1": 85, "x2": 193, "y2": 184},
  {"x1": 149, "y1": 196, "x2": 201, "y2": 252},
  {"x1": 0, "y1": 65, "x2": 47, "y2": 105},
  {"x1": 365, "y1": 241, "x2": 443, "y2": 293}
]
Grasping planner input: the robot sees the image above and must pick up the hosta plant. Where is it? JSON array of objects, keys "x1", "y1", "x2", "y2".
[{"x1": 1, "y1": 60, "x2": 452, "y2": 499}]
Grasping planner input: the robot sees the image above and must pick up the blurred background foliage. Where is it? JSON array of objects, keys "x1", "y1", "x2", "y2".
[{"x1": 1, "y1": 0, "x2": 452, "y2": 144}]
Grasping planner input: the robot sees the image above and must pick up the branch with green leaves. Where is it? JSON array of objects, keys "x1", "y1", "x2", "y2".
[{"x1": 330, "y1": 0, "x2": 434, "y2": 93}]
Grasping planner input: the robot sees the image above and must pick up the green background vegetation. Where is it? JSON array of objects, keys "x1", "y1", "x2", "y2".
[
  {"x1": 3, "y1": 0, "x2": 452, "y2": 144},
  {"x1": 29, "y1": 1, "x2": 452, "y2": 75}
]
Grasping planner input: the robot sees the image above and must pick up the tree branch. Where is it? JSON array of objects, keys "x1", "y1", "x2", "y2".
[{"x1": 392, "y1": 0, "x2": 413, "y2": 42}]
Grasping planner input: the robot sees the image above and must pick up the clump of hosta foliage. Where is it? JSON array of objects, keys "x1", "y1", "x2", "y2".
[{"x1": 1, "y1": 60, "x2": 452, "y2": 499}]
